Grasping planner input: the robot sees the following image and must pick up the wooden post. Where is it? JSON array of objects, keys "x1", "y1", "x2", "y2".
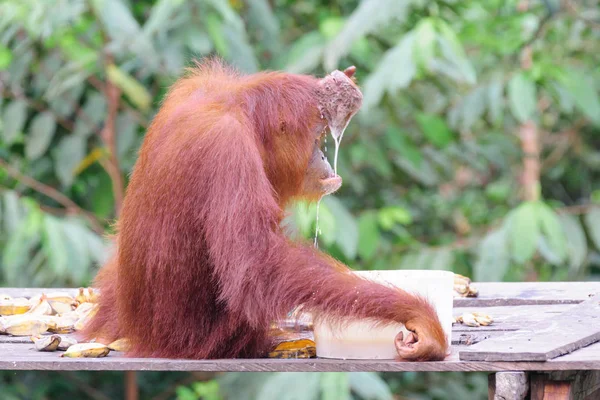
[
  {"x1": 489, "y1": 372, "x2": 529, "y2": 400},
  {"x1": 125, "y1": 371, "x2": 139, "y2": 400},
  {"x1": 531, "y1": 371, "x2": 600, "y2": 400}
]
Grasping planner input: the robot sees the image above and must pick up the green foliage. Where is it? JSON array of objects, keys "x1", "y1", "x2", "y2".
[{"x1": 1, "y1": 0, "x2": 600, "y2": 398}]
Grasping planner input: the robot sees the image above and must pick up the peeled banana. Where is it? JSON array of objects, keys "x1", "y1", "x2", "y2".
[
  {"x1": 46, "y1": 292, "x2": 75, "y2": 315},
  {"x1": 61, "y1": 343, "x2": 110, "y2": 358},
  {"x1": 0, "y1": 298, "x2": 32, "y2": 315},
  {"x1": 28, "y1": 297, "x2": 53, "y2": 316},
  {"x1": 57, "y1": 336, "x2": 78, "y2": 351},
  {"x1": 31, "y1": 334, "x2": 61, "y2": 351},
  {"x1": 3, "y1": 317, "x2": 48, "y2": 336},
  {"x1": 74, "y1": 304, "x2": 98, "y2": 331}
]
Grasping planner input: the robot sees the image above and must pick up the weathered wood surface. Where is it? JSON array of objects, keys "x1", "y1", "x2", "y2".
[
  {"x1": 459, "y1": 294, "x2": 600, "y2": 362},
  {"x1": 3, "y1": 282, "x2": 600, "y2": 307},
  {"x1": 0, "y1": 342, "x2": 600, "y2": 372},
  {"x1": 453, "y1": 282, "x2": 600, "y2": 307},
  {"x1": 2, "y1": 282, "x2": 600, "y2": 372}
]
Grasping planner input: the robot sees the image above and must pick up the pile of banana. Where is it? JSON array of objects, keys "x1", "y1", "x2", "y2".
[
  {"x1": 0, "y1": 288, "x2": 129, "y2": 358},
  {"x1": 453, "y1": 273, "x2": 479, "y2": 298},
  {"x1": 452, "y1": 312, "x2": 494, "y2": 327}
]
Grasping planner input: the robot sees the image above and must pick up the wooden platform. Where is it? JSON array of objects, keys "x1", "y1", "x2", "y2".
[{"x1": 1, "y1": 282, "x2": 599, "y2": 373}]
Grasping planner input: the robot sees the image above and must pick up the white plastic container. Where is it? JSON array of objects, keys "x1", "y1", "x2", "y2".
[{"x1": 313, "y1": 270, "x2": 454, "y2": 359}]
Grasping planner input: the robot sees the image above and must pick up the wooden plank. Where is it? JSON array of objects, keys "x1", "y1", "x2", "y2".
[
  {"x1": 2, "y1": 282, "x2": 600, "y2": 307},
  {"x1": 453, "y1": 304, "x2": 575, "y2": 332},
  {"x1": 0, "y1": 342, "x2": 600, "y2": 372},
  {"x1": 454, "y1": 282, "x2": 600, "y2": 307},
  {"x1": 459, "y1": 294, "x2": 600, "y2": 362}
]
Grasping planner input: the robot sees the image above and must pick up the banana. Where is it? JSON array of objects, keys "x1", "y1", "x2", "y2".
[
  {"x1": 61, "y1": 343, "x2": 110, "y2": 358},
  {"x1": 28, "y1": 294, "x2": 42, "y2": 307},
  {"x1": 48, "y1": 317, "x2": 75, "y2": 334},
  {"x1": 461, "y1": 313, "x2": 480, "y2": 327},
  {"x1": 75, "y1": 288, "x2": 87, "y2": 305},
  {"x1": 35, "y1": 316, "x2": 58, "y2": 331},
  {"x1": 75, "y1": 302, "x2": 95, "y2": 316},
  {"x1": 0, "y1": 299, "x2": 32, "y2": 315},
  {"x1": 107, "y1": 338, "x2": 131, "y2": 352},
  {"x1": 86, "y1": 288, "x2": 98, "y2": 303},
  {"x1": 74, "y1": 304, "x2": 98, "y2": 331},
  {"x1": 31, "y1": 334, "x2": 61, "y2": 351},
  {"x1": 46, "y1": 292, "x2": 76, "y2": 314},
  {"x1": 28, "y1": 297, "x2": 53, "y2": 316},
  {"x1": 3, "y1": 318, "x2": 49, "y2": 336},
  {"x1": 57, "y1": 336, "x2": 78, "y2": 351},
  {"x1": 472, "y1": 312, "x2": 493, "y2": 326}
]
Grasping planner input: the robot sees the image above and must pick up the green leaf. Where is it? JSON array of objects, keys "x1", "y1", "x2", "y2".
[
  {"x1": 378, "y1": 207, "x2": 412, "y2": 230},
  {"x1": 183, "y1": 27, "x2": 213, "y2": 54},
  {"x1": 116, "y1": 111, "x2": 139, "y2": 159},
  {"x1": 384, "y1": 128, "x2": 423, "y2": 167},
  {"x1": 175, "y1": 386, "x2": 197, "y2": 400},
  {"x1": 324, "y1": 0, "x2": 413, "y2": 70},
  {"x1": 323, "y1": 196, "x2": 359, "y2": 260},
  {"x1": 363, "y1": 33, "x2": 416, "y2": 110},
  {"x1": 560, "y1": 69, "x2": 600, "y2": 126},
  {"x1": 25, "y1": 111, "x2": 56, "y2": 160},
  {"x1": 507, "y1": 201, "x2": 539, "y2": 263},
  {"x1": 62, "y1": 220, "x2": 92, "y2": 284},
  {"x1": 508, "y1": 72, "x2": 537, "y2": 123},
  {"x1": 0, "y1": 44, "x2": 13, "y2": 70},
  {"x1": 487, "y1": 78, "x2": 505, "y2": 124},
  {"x1": 42, "y1": 215, "x2": 68, "y2": 276},
  {"x1": 221, "y1": 23, "x2": 258, "y2": 73},
  {"x1": 73, "y1": 93, "x2": 107, "y2": 138},
  {"x1": 358, "y1": 211, "x2": 380, "y2": 260},
  {"x1": 536, "y1": 202, "x2": 566, "y2": 262},
  {"x1": 321, "y1": 373, "x2": 350, "y2": 400},
  {"x1": 142, "y1": 0, "x2": 185, "y2": 36},
  {"x1": 106, "y1": 64, "x2": 152, "y2": 111},
  {"x1": 435, "y1": 20, "x2": 476, "y2": 84},
  {"x1": 2, "y1": 99, "x2": 27, "y2": 145},
  {"x1": 53, "y1": 134, "x2": 86, "y2": 187},
  {"x1": 413, "y1": 18, "x2": 436, "y2": 70},
  {"x1": 559, "y1": 214, "x2": 587, "y2": 274},
  {"x1": 348, "y1": 372, "x2": 393, "y2": 400},
  {"x1": 246, "y1": 0, "x2": 280, "y2": 53},
  {"x1": 474, "y1": 227, "x2": 510, "y2": 281},
  {"x1": 584, "y1": 207, "x2": 600, "y2": 251},
  {"x1": 3, "y1": 190, "x2": 23, "y2": 234},
  {"x1": 415, "y1": 113, "x2": 454, "y2": 148},
  {"x1": 2, "y1": 205, "x2": 42, "y2": 284},
  {"x1": 257, "y1": 373, "x2": 320, "y2": 400},
  {"x1": 284, "y1": 31, "x2": 324, "y2": 74},
  {"x1": 205, "y1": 13, "x2": 229, "y2": 57}
]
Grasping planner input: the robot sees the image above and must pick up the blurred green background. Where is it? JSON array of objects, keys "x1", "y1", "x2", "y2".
[{"x1": 0, "y1": 0, "x2": 599, "y2": 398}]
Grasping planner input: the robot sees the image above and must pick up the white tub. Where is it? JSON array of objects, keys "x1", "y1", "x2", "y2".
[{"x1": 313, "y1": 270, "x2": 454, "y2": 359}]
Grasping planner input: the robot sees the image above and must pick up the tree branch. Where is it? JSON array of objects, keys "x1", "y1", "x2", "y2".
[{"x1": 0, "y1": 159, "x2": 104, "y2": 233}]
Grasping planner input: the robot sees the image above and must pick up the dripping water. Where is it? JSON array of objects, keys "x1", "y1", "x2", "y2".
[{"x1": 313, "y1": 197, "x2": 322, "y2": 248}]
